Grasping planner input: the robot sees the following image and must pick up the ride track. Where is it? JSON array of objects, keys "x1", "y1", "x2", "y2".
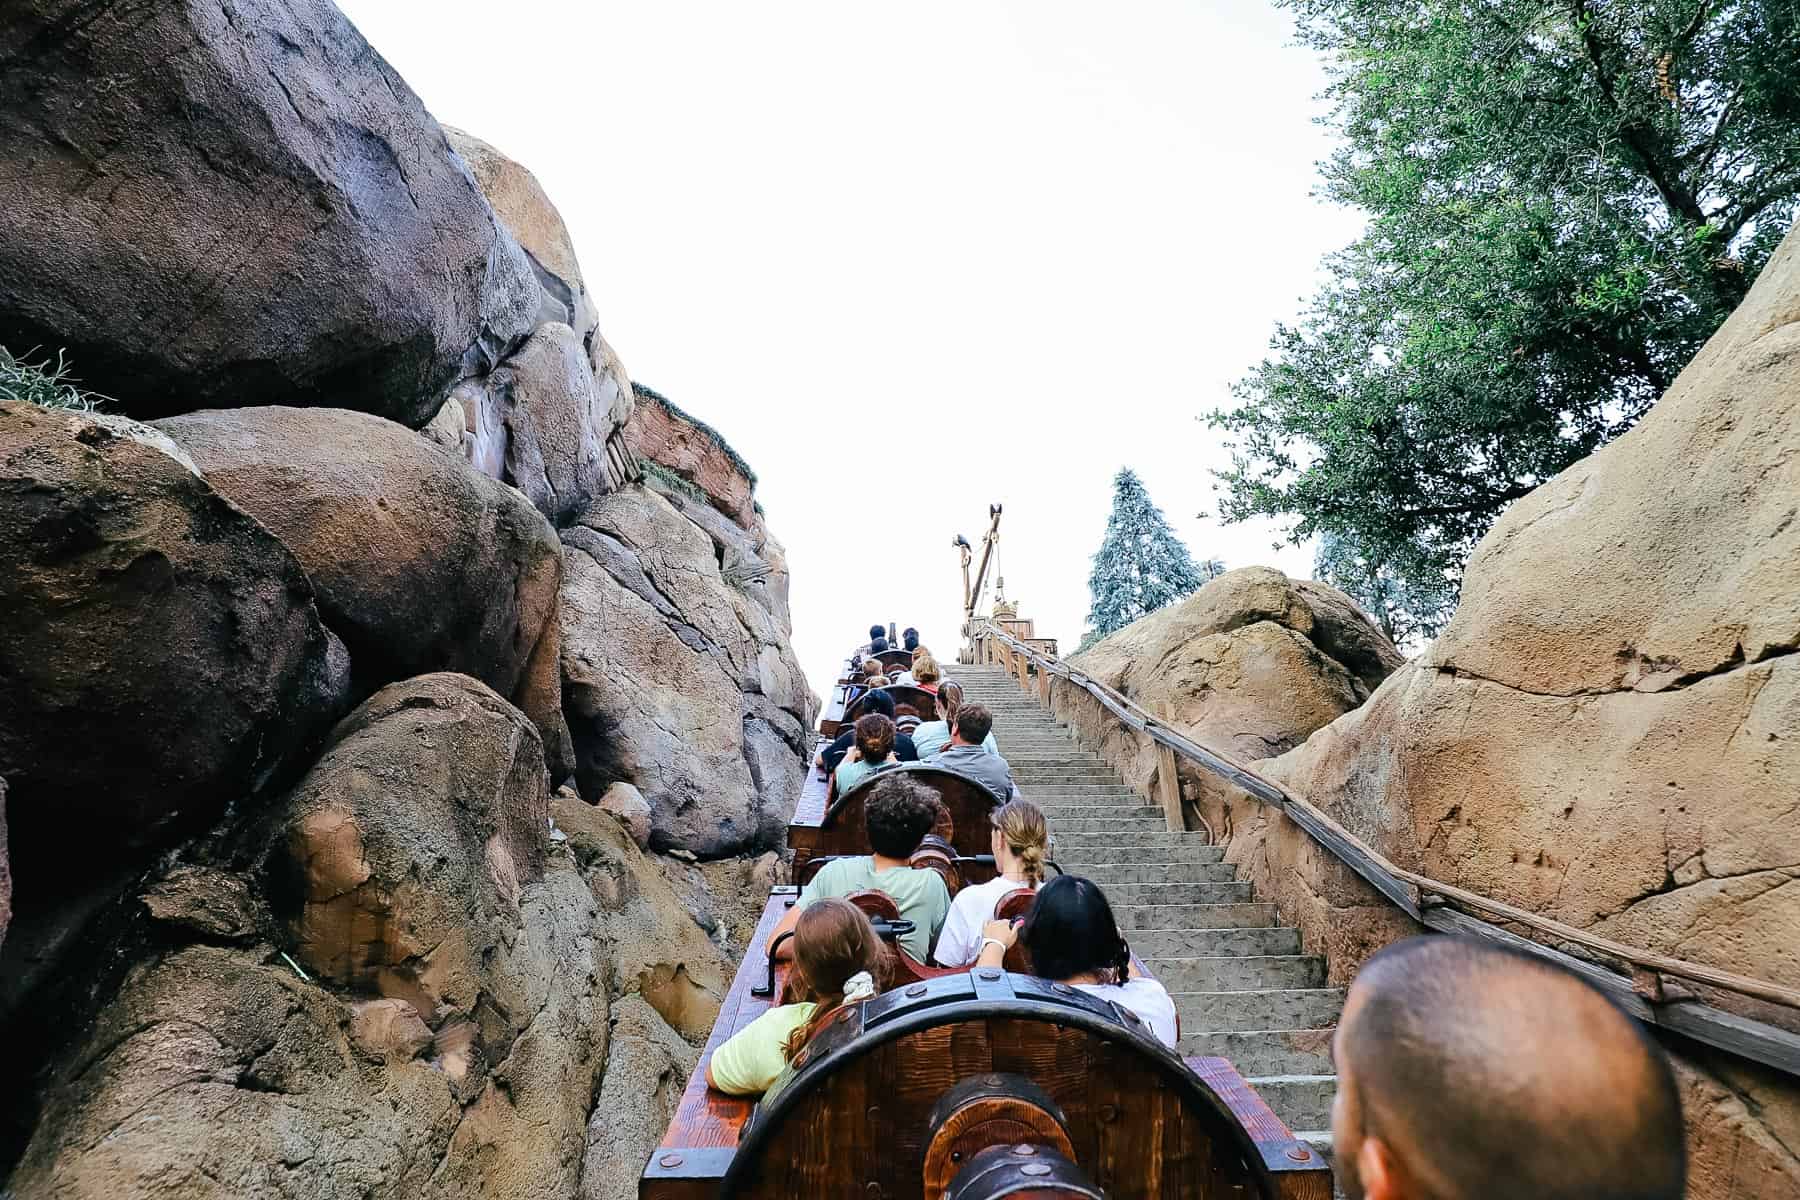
[{"x1": 637, "y1": 644, "x2": 1334, "y2": 1200}]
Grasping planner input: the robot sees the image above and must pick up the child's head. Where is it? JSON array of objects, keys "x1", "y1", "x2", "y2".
[
  {"x1": 864, "y1": 774, "x2": 939, "y2": 858},
  {"x1": 784, "y1": 898, "x2": 888, "y2": 1058}
]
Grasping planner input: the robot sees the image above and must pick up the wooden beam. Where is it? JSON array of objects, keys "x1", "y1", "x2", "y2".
[{"x1": 1155, "y1": 741, "x2": 1183, "y2": 833}]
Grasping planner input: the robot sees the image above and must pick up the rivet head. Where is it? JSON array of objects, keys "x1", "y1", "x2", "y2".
[
  {"x1": 905, "y1": 984, "x2": 927, "y2": 997},
  {"x1": 1012, "y1": 1144, "x2": 1038, "y2": 1156},
  {"x1": 1099, "y1": 1103, "x2": 1119, "y2": 1123},
  {"x1": 1287, "y1": 1146, "x2": 1313, "y2": 1162},
  {"x1": 1020, "y1": 1163, "x2": 1052, "y2": 1177},
  {"x1": 978, "y1": 968, "x2": 1001, "y2": 981},
  {"x1": 658, "y1": 1153, "x2": 683, "y2": 1168}
]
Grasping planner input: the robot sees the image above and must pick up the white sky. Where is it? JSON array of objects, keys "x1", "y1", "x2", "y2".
[{"x1": 338, "y1": 1, "x2": 1365, "y2": 703}]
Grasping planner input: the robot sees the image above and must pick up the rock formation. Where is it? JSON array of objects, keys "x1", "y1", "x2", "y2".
[
  {"x1": 0, "y1": 5, "x2": 808, "y2": 1193},
  {"x1": 155, "y1": 406, "x2": 573, "y2": 778},
  {"x1": 1055, "y1": 566, "x2": 1402, "y2": 819},
  {"x1": 1261, "y1": 221, "x2": 1800, "y2": 1193},
  {"x1": 0, "y1": 402, "x2": 351, "y2": 872},
  {"x1": 0, "y1": 0, "x2": 537, "y2": 425}
]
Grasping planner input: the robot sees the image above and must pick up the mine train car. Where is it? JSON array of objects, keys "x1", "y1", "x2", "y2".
[{"x1": 640, "y1": 649, "x2": 1333, "y2": 1200}]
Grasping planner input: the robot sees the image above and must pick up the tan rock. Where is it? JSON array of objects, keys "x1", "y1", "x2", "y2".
[
  {"x1": 155, "y1": 405, "x2": 572, "y2": 780},
  {"x1": 139, "y1": 867, "x2": 263, "y2": 943},
  {"x1": 1261, "y1": 222, "x2": 1800, "y2": 1194},
  {"x1": 348, "y1": 998, "x2": 434, "y2": 1063},
  {"x1": 599, "y1": 781, "x2": 653, "y2": 849},
  {"x1": 628, "y1": 388, "x2": 756, "y2": 528},
  {"x1": 1053, "y1": 566, "x2": 1402, "y2": 824}
]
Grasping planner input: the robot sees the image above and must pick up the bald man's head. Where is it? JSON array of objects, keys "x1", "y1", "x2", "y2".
[{"x1": 1333, "y1": 936, "x2": 1684, "y2": 1200}]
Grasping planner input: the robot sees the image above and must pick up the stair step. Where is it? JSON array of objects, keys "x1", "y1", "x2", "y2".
[
  {"x1": 1103, "y1": 881, "x2": 1255, "y2": 906},
  {"x1": 1079, "y1": 861, "x2": 1239, "y2": 885},
  {"x1": 1244, "y1": 1075, "x2": 1336, "y2": 1133},
  {"x1": 1131, "y1": 926, "x2": 1303, "y2": 958},
  {"x1": 1177, "y1": 1028, "x2": 1337, "y2": 1076},
  {"x1": 1052, "y1": 833, "x2": 1218, "y2": 856},
  {"x1": 1170, "y1": 988, "x2": 1344, "y2": 1031},
  {"x1": 1146, "y1": 955, "x2": 1325, "y2": 991},
  {"x1": 1034, "y1": 793, "x2": 1153, "y2": 806},
  {"x1": 1115, "y1": 902, "x2": 1277, "y2": 931},
  {"x1": 1049, "y1": 817, "x2": 1168, "y2": 833},
  {"x1": 1039, "y1": 805, "x2": 1164, "y2": 822}
]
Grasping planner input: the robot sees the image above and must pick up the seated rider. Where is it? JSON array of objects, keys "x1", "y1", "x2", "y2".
[
  {"x1": 707, "y1": 898, "x2": 886, "y2": 1096},
  {"x1": 835, "y1": 713, "x2": 899, "y2": 795},
  {"x1": 911, "y1": 681, "x2": 999, "y2": 759},
  {"x1": 975, "y1": 874, "x2": 1177, "y2": 1047},
  {"x1": 768, "y1": 774, "x2": 950, "y2": 964},
  {"x1": 910, "y1": 651, "x2": 943, "y2": 694},
  {"x1": 932, "y1": 704, "x2": 1016, "y2": 802},
  {"x1": 1331, "y1": 936, "x2": 1685, "y2": 1200},
  {"x1": 902, "y1": 627, "x2": 920, "y2": 653},
  {"x1": 818, "y1": 689, "x2": 918, "y2": 775},
  {"x1": 935, "y1": 798, "x2": 1048, "y2": 965}
]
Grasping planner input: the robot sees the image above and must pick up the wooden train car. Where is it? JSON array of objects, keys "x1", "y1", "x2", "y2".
[
  {"x1": 641, "y1": 886, "x2": 1331, "y2": 1199},
  {"x1": 639, "y1": 643, "x2": 1334, "y2": 1199}
]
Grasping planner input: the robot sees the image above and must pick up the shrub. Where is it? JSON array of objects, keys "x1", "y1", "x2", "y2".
[{"x1": 0, "y1": 347, "x2": 109, "y2": 412}]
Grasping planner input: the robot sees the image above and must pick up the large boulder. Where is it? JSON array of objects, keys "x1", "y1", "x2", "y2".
[
  {"x1": 430, "y1": 133, "x2": 636, "y2": 525},
  {"x1": 1265, "y1": 223, "x2": 1800, "y2": 1197},
  {"x1": 579, "y1": 997, "x2": 699, "y2": 1200},
  {"x1": 0, "y1": 402, "x2": 350, "y2": 875},
  {"x1": 0, "y1": 779, "x2": 9, "y2": 954},
  {"x1": 11, "y1": 674, "x2": 606, "y2": 1199},
  {"x1": 155, "y1": 406, "x2": 572, "y2": 779},
  {"x1": 629, "y1": 387, "x2": 757, "y2": 528},
  {"x1": 0, "y1": 0, "x2": 537, "y2": 425},
  {"x1": 560, "y1": 486, "x2": 814, "y2": 857},
  {"x1": 1056, "y1": 566, "x2": 1403, "y2": 812}
]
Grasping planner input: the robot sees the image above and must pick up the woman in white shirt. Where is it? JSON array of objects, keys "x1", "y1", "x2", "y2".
[
  {"x1": 973, "y1": 874, "x2": 1178, "y2": 1047},
  {"x1": 935, "y1": 798, "x2": 1048, "y2": 965}
]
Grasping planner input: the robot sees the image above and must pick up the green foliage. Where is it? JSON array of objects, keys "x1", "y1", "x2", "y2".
[
  {"x1": 1213, "y1": 0, "x2": 1800, "y2": 597},
  {"x1": 1314, "y1": 530, "x2": 1456, "y2": 648},
  {"x1": 1084, "y1": 468, "x2": 1223, "y2": 644},
  {"x1": 0, "y1": 347, "x2": 109, "y2": 412},
  {"x1": 633, "y1": 381, "x2": 759, "y2": 491},
  {"x1": 640, "y1": 459, "x2": 713, "y2": 509}
]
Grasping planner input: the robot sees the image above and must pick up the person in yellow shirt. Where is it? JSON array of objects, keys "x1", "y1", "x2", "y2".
[{"x1": 706, "y1": 898, "x2": 887, "y2": 1096}]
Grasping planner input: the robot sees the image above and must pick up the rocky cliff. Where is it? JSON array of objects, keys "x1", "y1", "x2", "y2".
[{"x1": 0, "y1": 3, "x2": 804, "y2": 1194}]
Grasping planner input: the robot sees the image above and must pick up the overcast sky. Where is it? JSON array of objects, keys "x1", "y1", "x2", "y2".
[{"x1": 338, "y1": 1, "x2": 1365, "y2": 702}]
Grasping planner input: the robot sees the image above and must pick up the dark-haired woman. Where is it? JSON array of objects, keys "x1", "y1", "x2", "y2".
[
  {"x1": 974, "y1": 874, "x2": 1177, "y2": 1046},
  {"x1": 707, "y1": 898, "x2": 886, "y2": 1095}
]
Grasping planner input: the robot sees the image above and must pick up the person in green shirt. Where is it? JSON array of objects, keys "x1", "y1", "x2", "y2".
[
  {"x1": 707, "y1": 898, "x2": 887, "y2": 1095},
  {"x1": 767, "y1": 773, "x2": 952, "y2": 964}
]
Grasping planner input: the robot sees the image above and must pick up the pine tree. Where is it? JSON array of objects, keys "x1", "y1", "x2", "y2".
[{"x1": 1082, "y1": 468, "x2": 1221, "y2": 647}]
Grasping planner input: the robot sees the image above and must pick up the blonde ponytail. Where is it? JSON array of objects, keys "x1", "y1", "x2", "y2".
[{"x1": 995, "y1": 798, "x2": 1049, "y2": 887}]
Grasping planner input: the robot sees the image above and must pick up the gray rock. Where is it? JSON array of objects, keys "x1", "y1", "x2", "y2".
[
  {"x1": 579, "y1": 998, "x2": 700, "y2": 1200},
  {"x1": 0, "y1": 0, "x2": 537, "y2": 425}
]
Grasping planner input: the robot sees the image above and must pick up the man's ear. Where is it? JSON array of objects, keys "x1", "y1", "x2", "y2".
[{"x1": 1357, "y1": 1136, "x2": 1405, "y2": 1200}]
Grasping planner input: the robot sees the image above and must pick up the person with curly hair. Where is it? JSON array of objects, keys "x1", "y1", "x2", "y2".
[{"x1": 766, "y1": 774, "x2": 950, "y2": 963}]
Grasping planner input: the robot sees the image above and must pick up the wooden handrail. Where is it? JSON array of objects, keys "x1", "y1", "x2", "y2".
[{"x1": 967, "y1": 620, "x2": 1800, "y2": 1077}]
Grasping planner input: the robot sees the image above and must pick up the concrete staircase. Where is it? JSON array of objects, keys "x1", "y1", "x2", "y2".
[{"x1": 950, "y1": 664, "x2": 1341, "y2": 1149}]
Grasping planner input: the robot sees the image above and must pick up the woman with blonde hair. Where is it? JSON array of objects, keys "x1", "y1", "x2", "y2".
[
  {"x1": 910, "y1": 650, "x2": 943, "y2": 693},
  {"x1": 706, "y1": 898, "x2": 887, "y2": 1095},
  {"x1": 911, "y1": 680, "x2": 998, "y2": 759},
  {"x1": 934, "y1": 797, "x2": 1049, "y2": 965}
]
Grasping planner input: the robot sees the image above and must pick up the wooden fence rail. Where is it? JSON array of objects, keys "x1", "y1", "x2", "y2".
[{"x1": 969, "y1": 620, "x2": 1800, "y2": 1080}]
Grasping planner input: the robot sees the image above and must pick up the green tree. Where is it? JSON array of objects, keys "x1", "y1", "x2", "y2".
[
  {"x1": 1212, "y1": 0, "x2": 1800, "y2": 597},
  {"x1": 1314, "y1": 530, "x2": 1456, "y2": 648},
  {"x1": 1083, "y1": 468, "x2": 1222, "y2": 648}
]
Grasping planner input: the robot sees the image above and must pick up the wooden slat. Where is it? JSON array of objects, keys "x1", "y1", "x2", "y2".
[
  {"x1": 1155, "y1": 742, "x2": 1183, "y2": 834},
  {"x1": 1186, "y1": 1057, "x2": 1332, "y2": 1200}
]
